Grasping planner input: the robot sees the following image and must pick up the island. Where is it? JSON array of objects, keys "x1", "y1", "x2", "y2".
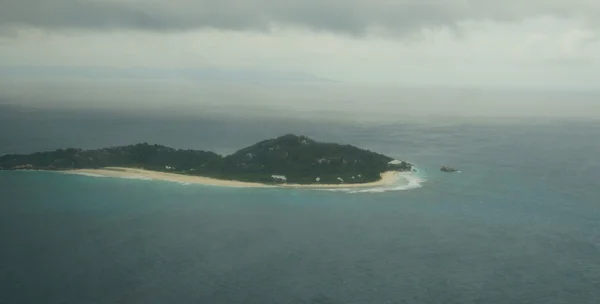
[
  {"x1": 0, "y1": 134, "x2": 413, "y2": 187},
  {"x1": 440, "y1": 166, "x2": 459, "y2": 173}
]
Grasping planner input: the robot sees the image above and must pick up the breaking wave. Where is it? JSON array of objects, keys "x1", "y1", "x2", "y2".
[
  {"x1": 321, "y1": 171, "x2": 426, "y2": 193},
  {"x1": 121, "y1": 175, "x2": 153, "y2": 181},
  {"x1": 70, "y1": 172, "x2": 107, "y2": 178}
]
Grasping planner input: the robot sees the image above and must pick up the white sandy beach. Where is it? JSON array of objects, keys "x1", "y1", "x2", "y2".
[{"x1": 66, "y1": 167, "x2": 399, "y2": 189}]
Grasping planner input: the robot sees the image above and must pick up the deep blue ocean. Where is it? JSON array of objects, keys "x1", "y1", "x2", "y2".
[{"x1": 1, "y1": 105, "x2": 599, "y2": 304}]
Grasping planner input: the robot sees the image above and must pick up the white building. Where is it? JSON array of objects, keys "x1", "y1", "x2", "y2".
[{"x1": 271, "y1": 175, "x2": 287, "y2": 182}]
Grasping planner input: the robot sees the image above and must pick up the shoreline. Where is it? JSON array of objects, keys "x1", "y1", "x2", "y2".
[{"x1": 63, "y1": 167, "x2": 400, "y2": 189}]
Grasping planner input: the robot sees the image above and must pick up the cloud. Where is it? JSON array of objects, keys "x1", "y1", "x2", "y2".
[
  {"x1": 1, "y1": 1, "x2": 599, "y2": 88},
  {"x1": 1, "y1": 18, "x2": 599, "y2": 89},
  {"x1": 1, "y1": 0, "x2": 599, "y2": 35}
]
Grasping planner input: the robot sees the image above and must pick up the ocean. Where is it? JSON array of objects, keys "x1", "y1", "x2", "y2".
[{"x1": 1, "y1": 88, "x2": 600, "y2": 303}]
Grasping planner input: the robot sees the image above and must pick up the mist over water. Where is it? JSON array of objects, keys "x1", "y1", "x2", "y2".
[{"x1": 1, "y1": 80, "x2": 599, "y2": 123}]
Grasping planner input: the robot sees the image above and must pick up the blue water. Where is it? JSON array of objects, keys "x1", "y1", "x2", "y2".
[{"x1": 1, "y1": 107, "x2": 600, "y2": 303}]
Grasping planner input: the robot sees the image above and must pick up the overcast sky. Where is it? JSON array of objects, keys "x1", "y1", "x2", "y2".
[{"x1": 1, "y1": 0, "x2": 599, "y2": 88}]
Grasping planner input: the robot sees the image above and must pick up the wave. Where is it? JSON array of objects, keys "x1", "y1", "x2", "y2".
[
  {"x1": 69, "y1": 172, "x2": 108, "y2": 178},
  {"x1": 121, "y1": 175, "x2": 153, "y2": 181},
  {"x1": 70, "y1": 172, "x2": 153, "y2": 181},
  {"x1": 320, "y1": 171, "x2": 426, "y2": 193}
]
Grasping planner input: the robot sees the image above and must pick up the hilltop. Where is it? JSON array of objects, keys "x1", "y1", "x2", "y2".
[{"x1": 0, "y1": 135, "x2": 412, "y2": 185}]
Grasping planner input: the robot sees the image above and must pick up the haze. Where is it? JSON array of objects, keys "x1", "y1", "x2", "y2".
[{"x1": 1, "y1": 0, "x2": 599, "y2": 119}]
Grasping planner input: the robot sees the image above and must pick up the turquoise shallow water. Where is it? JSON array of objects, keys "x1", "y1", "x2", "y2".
[{"x1": 1, "y1": 108, "x2": 599, "y2": 303}]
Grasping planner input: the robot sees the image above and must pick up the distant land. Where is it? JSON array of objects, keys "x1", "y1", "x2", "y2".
[{"x1": 0, "y1": 134, "x2": 412, "y2": 185}]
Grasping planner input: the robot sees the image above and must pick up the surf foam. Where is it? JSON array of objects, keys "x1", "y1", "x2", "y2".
[
  {"x1": 121, "y1": 175, "x2": 153, "y2": 181},
  {"x1": 320, "y1": 171, "x2": 425, "y2": 193},
  {"x1": 69, "y1": 172, "x2": 107, "y2": 178}
]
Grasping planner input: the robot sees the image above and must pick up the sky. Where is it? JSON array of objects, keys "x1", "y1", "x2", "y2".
[{"x1": 1, "y1": 0, "x2": 600, "y2": 88}]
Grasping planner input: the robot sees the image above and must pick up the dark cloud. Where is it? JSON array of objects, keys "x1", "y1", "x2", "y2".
[{"x1": 0, "y1": 0, "x2": 597, "y2": 34}]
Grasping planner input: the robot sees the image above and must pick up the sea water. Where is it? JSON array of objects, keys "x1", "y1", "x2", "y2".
[{"x1": 1, "y1": 106, "x2": 600, "y2": 303}]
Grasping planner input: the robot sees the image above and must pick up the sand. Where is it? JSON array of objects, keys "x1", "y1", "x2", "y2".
[{"x1": 66, "y1": 167, "x2": 399, "y2": 189}]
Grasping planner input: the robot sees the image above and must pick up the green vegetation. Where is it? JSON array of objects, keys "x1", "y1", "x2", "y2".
[{"x1": 0, "y1": 134, "x2": 412, "y2": 184}]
